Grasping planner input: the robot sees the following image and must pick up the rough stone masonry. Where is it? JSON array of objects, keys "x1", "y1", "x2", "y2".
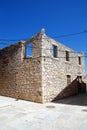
[{"x1": 0, "y1": 29, "x2": 86, "y2": 103}]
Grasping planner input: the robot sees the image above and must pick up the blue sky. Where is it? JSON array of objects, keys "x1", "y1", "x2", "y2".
[{"x1": 0, "y1": 0, "x2": 87, "y2": 72}]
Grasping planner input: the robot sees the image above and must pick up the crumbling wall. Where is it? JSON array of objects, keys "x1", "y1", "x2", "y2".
[
  {"x1": 0, "y1": 36, "x2": 43, "y2": 103},
  {"x1": 0, "y1": 31, "x2": 86, "y2": 103}
]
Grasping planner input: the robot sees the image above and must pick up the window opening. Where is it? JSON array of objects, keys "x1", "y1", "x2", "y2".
[
  {"x1": 78, "y1": 57, "x2": 81, "y2": 65},
  {"x1": 26, "y1": 43, "x2": 32, "y2": 57},
  {"x1": 67, "y1": 75, "x2": 71, "y2": 85},
  {"x1": 52, "y1": 44, "x2": 57, "y2": 58},
  {"x1": 66, "y1": 51, "x2": 69, "y2": 61}
]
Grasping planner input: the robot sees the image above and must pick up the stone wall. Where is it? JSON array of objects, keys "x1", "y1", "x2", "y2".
[
  {"x1": 0, "y1": 31, "x2": 86, "y2": 103},
  {"x1": 41, "y1": 35, "x2": 86, "y2": 102},
  {"x1": 0, "y1": 34, "x2": 43, "y2": 103}
]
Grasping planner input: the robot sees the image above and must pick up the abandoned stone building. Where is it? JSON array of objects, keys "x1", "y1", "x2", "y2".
[{"x1": 0, "y1": 29, "x2": 86, "y2": 103}]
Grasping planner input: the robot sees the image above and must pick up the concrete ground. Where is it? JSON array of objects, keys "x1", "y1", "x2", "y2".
[{"x1": 0, "y1": 94, "x2": 87, "y2": 130}]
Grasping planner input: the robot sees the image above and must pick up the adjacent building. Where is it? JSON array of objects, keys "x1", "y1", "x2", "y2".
[{"x1": 0, "y1": 29, "x2": 86, "y2": 103}]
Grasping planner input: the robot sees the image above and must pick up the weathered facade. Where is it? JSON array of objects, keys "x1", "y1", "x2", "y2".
[{"x1": 0, "y1": 30, "x2": 86, "y2": 103}]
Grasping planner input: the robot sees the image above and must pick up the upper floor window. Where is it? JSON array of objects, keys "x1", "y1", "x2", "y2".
[
  {"x1": 26, "y1": 43, "x2": 32, "y2": 57},
  {"x1": 52, "y1": 44, "x2": 57, "y2": 58},
  {"x1": 78, "y1": 56, "x2": 81, "y2": 65},
  {"x1": 66, "y1": 51, "x2": 69, "y2": 61}
]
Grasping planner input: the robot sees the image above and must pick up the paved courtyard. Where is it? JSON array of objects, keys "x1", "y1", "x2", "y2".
[{"x1": 0, "y1": 94, "x2": 87, "y2": 130}]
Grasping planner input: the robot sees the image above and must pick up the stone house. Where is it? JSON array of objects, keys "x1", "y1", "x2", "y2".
[{"x1": 0, "y1": 29, "x2": 86, "y2": 103}]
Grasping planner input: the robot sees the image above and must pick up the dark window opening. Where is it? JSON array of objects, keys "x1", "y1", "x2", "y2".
[
  {"x1": 67, "y1": 75, "x2": 71, "y2": 85},
  {"x1": 78, "y1": 57, "x2": 81, "y2": 65},
  {"x1": 26, "y1": 43, "x2": 32, "y2": 57},
  {"x1": 66, "y1": 51, "x2": 69, "y2": 61},
  {"x1": 52, "y1": 45, "x2": 57, "y2": 58}
]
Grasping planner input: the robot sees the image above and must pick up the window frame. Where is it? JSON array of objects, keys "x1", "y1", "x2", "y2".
[
  {"x1": 25, "y1": 43, "x2": 33, "y2": 58},
  {"x1": 52, "y1": 44, "x2": 58, "y2": 58},
  {"x1": 66, "y1": 50, "x2": 69, "y2": 61},
  {"x1": 78, "y1": 56, "x2": 81, "y2": 65}
]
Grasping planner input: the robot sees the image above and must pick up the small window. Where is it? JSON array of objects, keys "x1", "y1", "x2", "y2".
[
  {"x1": 78, "y1": 57, "x2": 81, "y2": 65},
  {"x1": 52, "y1": 45, "x2": 57, "y2": 58},
  {"x1": 67, "y1": 75, "x2": 71, "y2": 85},
  {"x1": 66, "y1": 51, "x2": 69, "y2": 61},
  {"x1": 26, "y1": 43, "x2": 32, "y2": 57}
]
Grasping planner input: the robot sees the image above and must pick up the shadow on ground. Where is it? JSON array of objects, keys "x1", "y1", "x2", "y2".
[{"x1": 53, "y1": 93, "x2": 87, "y2": 106}]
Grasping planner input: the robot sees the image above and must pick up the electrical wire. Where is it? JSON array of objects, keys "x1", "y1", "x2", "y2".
[
  {"x1": 51, "y1": 31, "x2": 87, "y2": 38},
  {"x1": 0, "y1": 42, "x2": 86, "y2": 55},
  {"x1": 0, "y1": 30, "x2": 87, "y2": 42},
  {"x1": 0, "y1": 30, "x2": 87, "y2": 59},
  {"x1": 26, "y1": 45, "x2": 82, "y2": 53}
]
